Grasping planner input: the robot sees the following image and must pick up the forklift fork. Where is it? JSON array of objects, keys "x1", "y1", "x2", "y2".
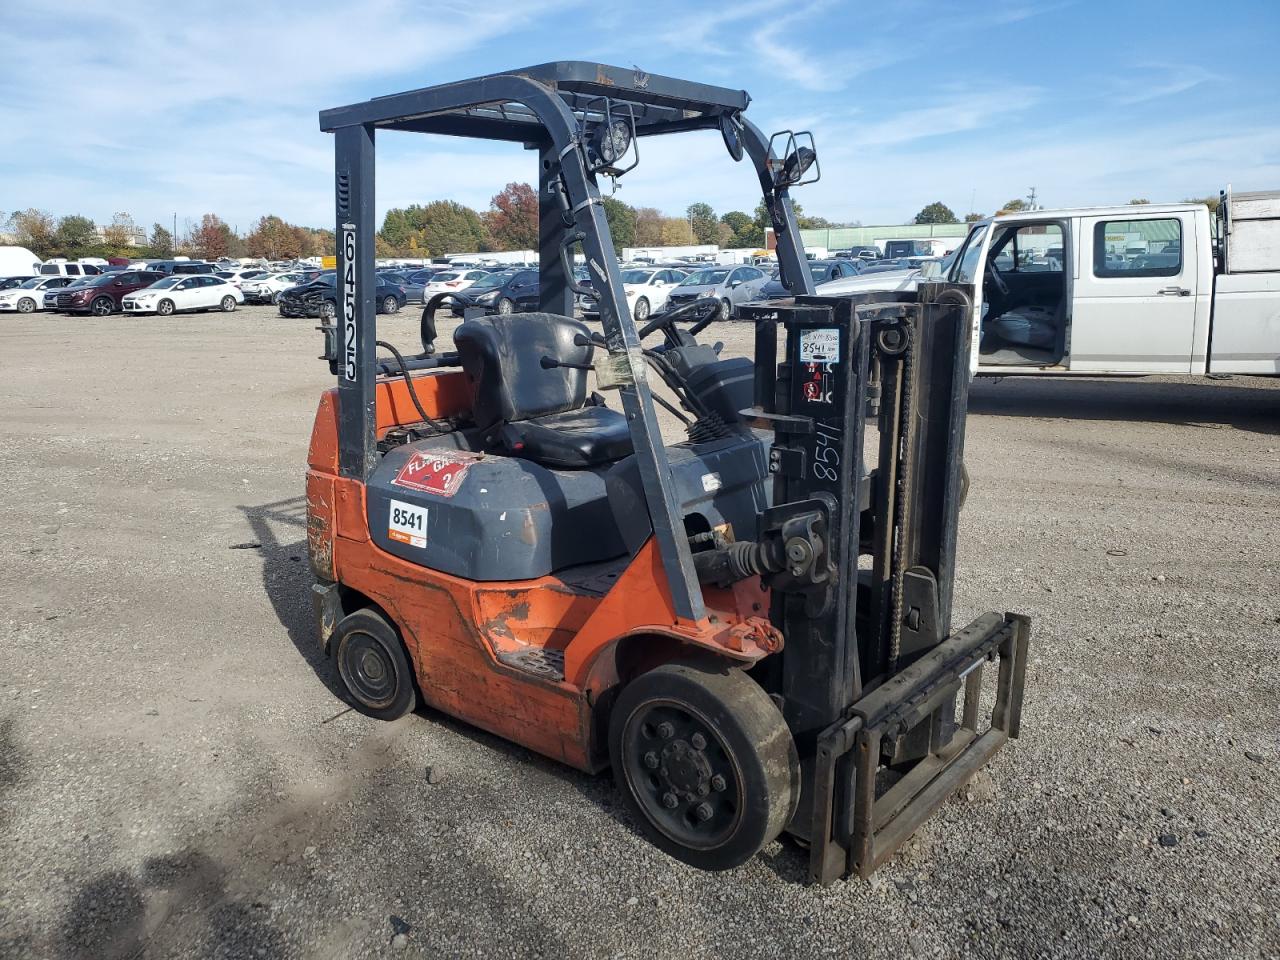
[{"x1": 808, "y1": 610, "x2": 1030, "y2": 883}]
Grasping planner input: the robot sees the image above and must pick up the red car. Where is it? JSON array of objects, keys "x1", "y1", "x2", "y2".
[{"x1": 56, "y1": 270, "x2": 165, "y2": 315}]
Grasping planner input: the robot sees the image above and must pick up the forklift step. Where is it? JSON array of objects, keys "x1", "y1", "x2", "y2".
[{"x1": 495, "y1": 646, "x2": 566, "y2": 682}]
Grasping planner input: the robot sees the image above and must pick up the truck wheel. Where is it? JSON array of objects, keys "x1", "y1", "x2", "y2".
[
  {"x1": 608, "y1": 661, "x2": 799, "y2": 871},
  {"x1": 156, "y1": 299, "x2": 175, "y2": 317},
  {"x1": 333, "y1": 608, "x2": 417, "y2": 722},
  {"x1": 17, "y1": 298, "x2": 35, "y2": 313},
  {"x1": 91, "y1": 296, "x2": 115, "y2": 317}
]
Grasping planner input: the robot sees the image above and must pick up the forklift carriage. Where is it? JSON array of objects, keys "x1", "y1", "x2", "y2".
[{"x1": 308, "y1": 61, "x2": 1030, "y2": 882}]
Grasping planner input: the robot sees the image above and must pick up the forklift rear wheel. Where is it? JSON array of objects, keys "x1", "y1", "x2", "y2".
[
  {"x1": 609, "y1": 662, "x2": 799, "y2": 871},
  {"x1": 333, "y1": 609, "x2": 417, "y2": 721}
]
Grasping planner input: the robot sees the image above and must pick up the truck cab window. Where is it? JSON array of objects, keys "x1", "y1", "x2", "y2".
[{"x1": 1093, "y1": 218, "x2": 1182, "y2": 278}]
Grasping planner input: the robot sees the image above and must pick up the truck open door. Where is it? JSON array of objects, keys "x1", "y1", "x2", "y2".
[{"x1": 1067, "y1": 210, "x2": 1203, "y2": 373}]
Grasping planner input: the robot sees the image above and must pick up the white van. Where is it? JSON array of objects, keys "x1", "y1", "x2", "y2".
[
  {"x1": 38, "y1": 258, "x2": 103, "y2": 277},
  {"x1": 0, "y1": 246, "x2": 41, "y2": 277}
]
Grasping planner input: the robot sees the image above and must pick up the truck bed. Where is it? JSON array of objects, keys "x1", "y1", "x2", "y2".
[{"x1": 1209, "y1": 271, "x2": 1280, "y2": 374}]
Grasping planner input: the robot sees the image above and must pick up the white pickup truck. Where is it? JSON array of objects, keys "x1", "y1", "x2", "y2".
[{"x1": 822, "y1": 190, "x2": 1280, "y2": 377}]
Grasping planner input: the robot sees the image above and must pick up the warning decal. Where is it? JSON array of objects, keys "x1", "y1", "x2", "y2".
[{"x1": 392, "y1": 451, "x2": 480, "y2": 498}]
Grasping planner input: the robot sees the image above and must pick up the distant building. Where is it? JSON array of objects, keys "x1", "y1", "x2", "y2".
[{"x1": 93, "y1": 222, "x2": 148, "y2": 247}]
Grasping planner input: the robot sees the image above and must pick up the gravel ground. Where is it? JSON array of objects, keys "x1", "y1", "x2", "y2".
[{"x1": 0, "y1": 304, "x2": 1277, "y2": 960}]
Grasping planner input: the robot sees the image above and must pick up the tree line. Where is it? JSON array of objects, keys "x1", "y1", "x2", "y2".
[
  {"x1": 3, "y1": 209, "x2": 334, "y2": 263},
  {"x1": 912, "y1": 195, "x2": 1224, "y2": 225}
]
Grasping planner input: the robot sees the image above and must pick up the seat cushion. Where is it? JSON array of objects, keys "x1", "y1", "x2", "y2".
[{"x1": 501, "y1": 405, "x2": 633, "y2": 469}]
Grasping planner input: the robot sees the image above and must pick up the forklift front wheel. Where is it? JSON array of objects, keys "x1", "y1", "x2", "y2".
[
  {"x1": 609, "y1": 662, "x2": 799, "y2": 871},
  {"x1": 333, "y1": 609, "x2": 417, "y2": 722}
]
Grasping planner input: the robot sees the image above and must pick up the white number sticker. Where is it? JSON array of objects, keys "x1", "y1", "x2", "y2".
[
  {"x1": 341, "y1": 223, "x2": 357, "y2": 382},
  {"x1": 388, "y1": 499, "x2": 428, "y2": 548},
  {"x1": 799, "y1": 328, "x2": 840, "y2": 364}
]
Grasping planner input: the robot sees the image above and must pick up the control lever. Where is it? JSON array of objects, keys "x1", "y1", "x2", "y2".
[
  {"x1": 540, "y1": 355, "x2": 594, "y2": 371},
  {"x1": 573, "y1": 332, "x2": 606, "y2": 347}
]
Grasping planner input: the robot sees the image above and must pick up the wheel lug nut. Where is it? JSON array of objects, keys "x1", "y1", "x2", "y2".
[
  {"x1": 711, "y1": 774, "x2": 727, "y2": 792},
  {"x1": 657, "y1": 722, "x2": 675, "y2": 739},
  {"x1": 662, "y1": 792, "x2": 678, "y2": 809},
  {"x1": 695, "y1": 802, "x2": 713, "y2": 822},
  {"x1": 643, "y1": 752, "x2": 659, "y2": 769},
  {"x1": 690, "y1": 733, "x2": 706, "y2": 750},
  {"x1": 697, "y1": 783, "x2": 709, "y2": 797}
]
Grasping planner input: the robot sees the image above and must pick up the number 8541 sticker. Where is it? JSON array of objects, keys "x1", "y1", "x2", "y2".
[{"x1": 388, "y1": 499, "x2": 428, "y2": 548}]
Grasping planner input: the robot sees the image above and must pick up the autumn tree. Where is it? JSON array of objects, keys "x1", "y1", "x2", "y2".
[
  {"x1": 246, "y1": 215, "x2": 304, "y2": 259},
  {"x1": 53, "y1": 215, "x2": 96, "y2": 256},
  {"x1": 101, "y1": 212, "x2": 139, "y2": 247},
  {"x1": 486, "y1": 182, "x2": 538, "y2": 251},
  {"x1": 997, "y1": 198, "x2": 1029, "y2": 215},
  {"x1": 660, "y1": 217, "x2": 694, "y2": 245},
  {"x1": 192, "y1": 214, "x2": 236, "y2": 259},
  {"x1": 150, "y1": 224, "x2": 174, "y2": 257},
  {"x1": 601, "y1": 196, "x2": 636, "y2": 248},
  {"x1": 6, "y1": 208, "x2": 57, "y2": 255},
  {"x1": 913, "y1": 202, "x2": 957, "y2": 224},
  {"x1": 686, "y1": 202, "x2": 719, "y2": 244},
  {"x1": 633, "y1": 206, "x2": 664, "y2": 246}
]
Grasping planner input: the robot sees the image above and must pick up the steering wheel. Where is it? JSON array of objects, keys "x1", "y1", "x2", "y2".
[
  {"x1": 987, "y1": 258, "x2": 1010, "y2": 296},
  {"x1": 637, "y1": 297, "x2": 723, "y2": 345}
]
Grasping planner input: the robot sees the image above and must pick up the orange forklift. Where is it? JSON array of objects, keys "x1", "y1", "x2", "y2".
[{"x1": 307, "y1": 62, "x2": 1030, "y2": 882}]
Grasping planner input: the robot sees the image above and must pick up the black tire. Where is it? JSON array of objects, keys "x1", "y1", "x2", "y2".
[
  {"x1": 633, "y1": 297, "x2": 650, "y2": 322},
  {"x1": 156, "y1": 299, "x2": 175, "y2": 317},
  {"x1": 91, "y1": 296, "x2": 114, "y2": 317},
  {"x1": 719, "y1": 298, "x2": 733, "y2": 321},
  {"x1": 608, "y1": 661, "x2": 799, "y2": 871},
  {"x1": 496, "y1": 297, "x2": 514, "y2": 316},
  {"x1": 381, "y1": 295, "x2": 399, "y2": 315},
  {"x1": 268, "y1": 291, "x2": 280, "y2": 305},
  {"x1": 318, "y1": 300, "x2": 337, "y2": 320},
  {"x1": 333, "y1": 608, "x2": 417, "y2": 721},
  {"x1": 220, "y1": 295, "x2": 236, "y2": 312},
  {"x1": 17, "y1": 297, "x2": 35, "y2": 314}
]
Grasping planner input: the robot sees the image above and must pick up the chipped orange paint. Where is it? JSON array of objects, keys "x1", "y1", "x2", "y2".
[{"x1": 307, "y1": 377, "x2": 780, "y2": 773}]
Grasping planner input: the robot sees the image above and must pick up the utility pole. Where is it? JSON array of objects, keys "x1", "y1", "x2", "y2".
[{"x1": 1026, "y1": 187, "x2": 1038, "y2": 210}]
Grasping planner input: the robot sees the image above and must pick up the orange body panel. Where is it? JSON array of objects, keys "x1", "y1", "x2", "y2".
[{"x1": 306, "y1": 378, "x2": 780, "y2": 773}]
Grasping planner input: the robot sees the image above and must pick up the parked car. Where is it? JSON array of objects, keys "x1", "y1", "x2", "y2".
[
  {"x1": 421, "y1": 269, "x2": 490, "y2": 299},
  {"x1": 760, "y1": 259, "x2": 863, "y2": 299},
  {"x1": 378, "y1": 270, "x2": 426, "y2": 303},
  {"x1": 663, "y1": 265, "x2": 769, "y2": 319},
  {"x1": 56, "y1": 270, "x2": 167, "y2": 315},
  {"x1": 215, "y1": 269, "x2": 270, "y2": 288},
  {"x1": 448, "y1": 269, "x2": 539, "y2": 316},
  {"x1": 140, "y1": 260, "x2": 217, "y2": 276},
  {"x1": 122, "y1": 275, "x2": 243, "y2": 315},
  {"x1": 0, "y1": 275, "x2": 36, "y2": 291},
  {"x1": 277, "y1": 271, "x2": 406, "y2": 319},
  {"x1": 581, "y1": 267, "x2": 688, "y2": 321},
  {"x1": 241, "y1": 271, "x2": 309, "y2": 305},
  {"x1": 0, "y1": 276, "x2": 78, "y2": 312},
  {"x1": 37, "y1": 259, "x2": 102, "y2": 277},
  {"x1": 44, "y1": 276, "x2": 99, "y2": 310}
]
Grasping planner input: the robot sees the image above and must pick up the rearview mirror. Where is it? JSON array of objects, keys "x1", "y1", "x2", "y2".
[{"x1": 767, "y1": 130, "x2": 820, "y2": 188}]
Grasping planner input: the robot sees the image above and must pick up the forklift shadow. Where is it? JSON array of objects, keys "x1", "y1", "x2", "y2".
[
  {"x1": 968, "y1": 375, "x2": 1280, "y2": 435},
  {"x1": 237, "y1": 496, "x2": 346, "y2": 700}
]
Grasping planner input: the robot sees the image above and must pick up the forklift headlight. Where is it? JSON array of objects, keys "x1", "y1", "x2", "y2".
[{"x1": 593, "y1": 118, "x2": 631, "y2": 165}]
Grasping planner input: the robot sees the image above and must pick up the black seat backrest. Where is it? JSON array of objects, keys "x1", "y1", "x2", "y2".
[{"x1": 454, "y1": 314, "x2": 594, "y2": 430}]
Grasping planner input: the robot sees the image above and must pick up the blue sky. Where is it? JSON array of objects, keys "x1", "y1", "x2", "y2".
[{"x1": 1, "y1": 0, "x2": 1277, "y2": 236}]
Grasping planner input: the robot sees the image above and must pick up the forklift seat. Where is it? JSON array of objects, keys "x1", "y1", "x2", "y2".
[{"x1": 454, "y1": 314, "x2": 634, "y2": 469}]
